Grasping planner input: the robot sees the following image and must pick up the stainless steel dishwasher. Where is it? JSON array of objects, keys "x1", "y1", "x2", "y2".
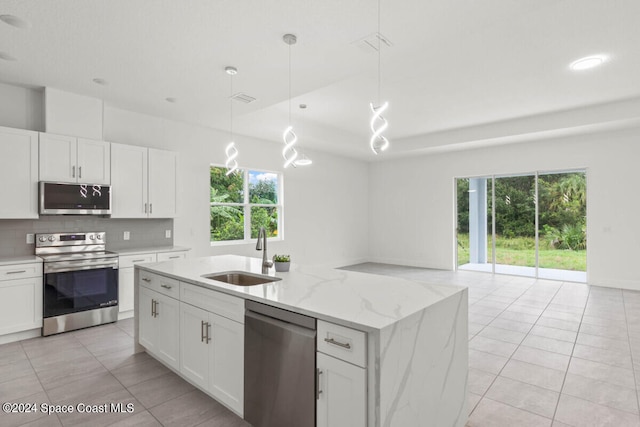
[{"x1": 244, "y1": 300, "x2": 317, "y2": 427}]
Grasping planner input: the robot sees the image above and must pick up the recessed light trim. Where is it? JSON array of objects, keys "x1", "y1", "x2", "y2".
[
  {"x1": 570, "y1": 55, "x2": 607, "y2": 71},
  {"x1": 165, "y1": 97, "x2": 177, "y2": 103},
  {"x1": 92, "y1": 78, "x2": 108, "y2": 85},
  {"x1": 225, "y1": 66, "x2": 238, "y2": 75},
  {"x1": 0, "y1": 14, "x2": 32, "y2": 29},
  {"x1": 0, "y1": 52, "x2": 17, "y2": 61}
]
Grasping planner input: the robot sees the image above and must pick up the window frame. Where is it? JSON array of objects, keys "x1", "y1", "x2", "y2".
[{"x1": 209, "y1": 164, "x2": 284, "y2": 246}]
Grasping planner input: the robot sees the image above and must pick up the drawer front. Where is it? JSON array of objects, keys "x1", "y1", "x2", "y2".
[
  {"x1": 180, "y1": 282, "x2": 244, "y2": 323},
  {"x1": 119, "y1": 253, "x2": 157, "y2": 269},
  {"x1": 317, "y1": 320, "x2": 367, "y2": 368},
  {"x1": 139, "y1": 271, "x2": 180, "y2": 299},
  {"x1": 0, "y1": 262, "x2": 42, "y2": 281},
  {"x1": 157, "y1": 251, "x2": 187, "y2": 262}
]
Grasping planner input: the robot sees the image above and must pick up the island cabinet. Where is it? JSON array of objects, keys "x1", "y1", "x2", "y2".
[
  {"x1": 179, "y1": 282, "x2": 244, "y2": 415},
  {"x1": 138, "y1": 272, "x2": 180, "y2": 370},
  {"x1": 39, "y1": 132, "x2": 111, "y2": 184},
  {"x1": 317, "y1": 320, "x2": 367, "y2": 427},
  {"x1": 0, "y1": 126, "x2": 39, "y2": 219}
]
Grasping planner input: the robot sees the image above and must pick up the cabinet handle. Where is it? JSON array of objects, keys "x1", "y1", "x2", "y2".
[
  {"x1": 142, "y1": 277, "x2": 151, "y2": 282},
  {"x1": 79, "y1": 166, "x2": 82, "y2": 178},
  {"x1": 316, "y1": 368, "x2": 323, "y2": 400},
  {"x1": 144, "y1": 203, "x2": 148, "y2": 214},
  {"x1": 168, "y1": 256, "x2": 180, "y2": 259},
  {"x1": 154, "y1": 300, "x2": 159, "y2": 317},
  {"x1": 206, "y1": 322, "x2": 211, "y2": 343},
  {"x1": 132, "y1": 259, "x2": 145, "y2": 263},
  {"x1": 151, "y1": 299, "x2": 155, "y2": 316},
  {"x1": 160, "y1": 284, "x2": 172, "y2": 290},
  {"x1": 201, "y1": 320, "x2": 206, "y2": 343},
  {"x1": 324, "y1": 337, "x2": 351, "y2": 349},
  {"x1": 72, "y1": 166, "x2": 76, "y2": 178},
  {"x1": 149, "y1": 203, "x2": 153, "y2": 214},
  {"x1": 6, "y1": 270, "x2": 26, "y2": 275}
]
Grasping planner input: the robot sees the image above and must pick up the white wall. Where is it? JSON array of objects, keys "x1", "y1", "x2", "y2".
[
  {"x1": 369, "y1": 129, "x2": 640, "y2": 290},
  {"x1": 103, "y1": 107, "x2": 370, "y2": 268},
  {"x1": 0, "y1": 82, "x2": 44, "y2": 131}
]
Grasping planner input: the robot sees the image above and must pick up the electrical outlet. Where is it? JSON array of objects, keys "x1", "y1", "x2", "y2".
[
  {"x1": 123, "y1": 231, "x2": 130, "y2": 240},
  {"x1": 165, "y1": 230, "x2": 171, "y2": 239},
  {"x1": 26, "y1": 234, "x2": 34, "y2": 244}
]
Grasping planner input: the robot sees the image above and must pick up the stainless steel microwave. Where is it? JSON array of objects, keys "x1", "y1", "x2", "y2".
[{"x1": 39, "y1": 182, "x2": 112, "y2": 215}]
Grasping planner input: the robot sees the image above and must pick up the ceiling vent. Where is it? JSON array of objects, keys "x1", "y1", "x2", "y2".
[
  {"x1": 230, "y1": 92, "x2": 257, "y2": 104},
  {"x1": 352, "y1": 32, "x2": 393, "y2": 54}
]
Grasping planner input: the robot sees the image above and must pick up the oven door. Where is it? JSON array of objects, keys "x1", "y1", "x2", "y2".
[{"x1": 43, "y1": 259, "x2": 118, "y2": 318}]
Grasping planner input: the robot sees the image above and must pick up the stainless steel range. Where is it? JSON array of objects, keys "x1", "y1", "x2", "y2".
[{"x1": 36, "y1": 232, "x2": 119, "y2": 336}]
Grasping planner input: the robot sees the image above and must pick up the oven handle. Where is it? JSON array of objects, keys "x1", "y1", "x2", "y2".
[{"x1": 44, "y1": 259, "x2": 118, "y2": 273}]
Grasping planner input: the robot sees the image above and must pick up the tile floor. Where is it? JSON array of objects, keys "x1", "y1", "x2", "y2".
[
  {"x1": 1, "y1": 264, "x2": 639, "y2": 426},
  {"x1": 343, "y1": 263, "x2": 640, "y2": 427}
]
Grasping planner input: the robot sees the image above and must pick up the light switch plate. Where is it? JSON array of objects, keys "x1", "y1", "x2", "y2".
[
  {"x1": 123, "y1": 231, "x2": 130, "y2": 240},
  {"x1": 165, "y1": 230, "x2": 171, "y2": 239},
  {"x1": 26, "y1": 234, "x2": 34, "y2": 244}
]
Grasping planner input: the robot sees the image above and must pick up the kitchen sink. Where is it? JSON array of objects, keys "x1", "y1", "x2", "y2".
[{"x1": 202, "y1": 271, "x2": 282, "y2": 286}]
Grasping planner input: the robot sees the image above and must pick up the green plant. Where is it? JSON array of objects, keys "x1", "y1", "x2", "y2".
[{"x1": 273, "y1": 254, "x2": 290, "y2": 262}]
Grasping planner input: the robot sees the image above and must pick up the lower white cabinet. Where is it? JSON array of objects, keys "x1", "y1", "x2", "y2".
[
  {"x1": 0, "y1": 262, "x2": 43, "y2": 336},
  {"x1": 180, "y1": 301, "x2": 244, "y2": 415},
  {"x1": 139, "y1": 285, "x2": 180, "y2": 370},
  {"x1": 317, "y1": 320, "x2": 367, "y2": 427}
]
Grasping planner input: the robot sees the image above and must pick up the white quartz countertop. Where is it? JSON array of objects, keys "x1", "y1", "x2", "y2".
[
  {"x1": 0, "y1": 255, "x2": 42, "y2": 266},
  {"x1": 137, "y1": 254, "x2": 466, "y2": 332},
  {"x1": 114, "y1": 246, "x2": 190, "y2": 256}
]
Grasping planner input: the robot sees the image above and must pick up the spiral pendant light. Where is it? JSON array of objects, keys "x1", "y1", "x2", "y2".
[
  {"x1": 369, "y1": 0, "x2": 390, "y2": 154},
  {"x1": 282, "y1": 33, "x2": 299, "y2": 168},
  {"x1": 224, "y1": 66, "x2": 239, "y2": 175}
]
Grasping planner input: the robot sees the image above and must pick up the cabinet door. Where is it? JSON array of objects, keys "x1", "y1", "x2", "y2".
[
  {"x1": 209, "y1": 312, "x2": 244, "y2": 415},
  {"x1": 118, "y1": 268, "x2": 134, "y2": 313},
  {"x1": 138, "y1": 286, "x2": 157, "y2": 353},
  {"x1": 111, "y1": 143, "x2": 148, "y2": 218},
  {"x1": 148, "y1": 148, "x2": 177, "y2": 218},
  {"x1": 39, "y1": 133, "x2": 77, "y2": 182},
  {"x1": 0, "y1": 277, "x2": 43, "y2": 335},
  {"x1": 155, "y1": 292, "x2": 180, "y2": 370},
  {"x1": 0, "y1": 127, "x2": 39, "y2": 218},
  {"x1": 180, "y1": 303, "x2": 209, "y2": 390},
  {"x1": 317, "y1": 352, "x2": 366, "y2": 427},
  {"x1": 77, "y1": 138, "x2": 110, "y2": 184}
]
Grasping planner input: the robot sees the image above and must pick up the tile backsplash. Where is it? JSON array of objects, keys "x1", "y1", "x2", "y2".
[{"x1": 0, "y1": 216, "x2": 173, "y2": 257}]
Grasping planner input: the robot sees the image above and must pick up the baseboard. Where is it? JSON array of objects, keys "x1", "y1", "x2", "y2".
[
  {"x1": 0, "y1": 328, "x2": 41, "y2": 345},
  {"x1": 118, "y1": 310, "x2": 134, "y2": 321}
]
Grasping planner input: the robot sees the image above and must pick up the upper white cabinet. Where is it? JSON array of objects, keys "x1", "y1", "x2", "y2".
[
  {"x1": 39, "y1": 133, "x2": 111, "y2": 184},
  {"x1": 0, "y1": 126, "x2": 39, "y2": 218},
  {"x1": 111, "y1": 143, "x2": 177, "y2": 218}
]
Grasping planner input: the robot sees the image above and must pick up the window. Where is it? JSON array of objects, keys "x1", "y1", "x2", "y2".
[{"x1": 210, "y1": 166, "x2": 282, "y2": 244}]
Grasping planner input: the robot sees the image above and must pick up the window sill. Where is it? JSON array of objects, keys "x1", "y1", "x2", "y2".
[{"x1": 210, "y1": 237, "x2": 283, "y2": 247}]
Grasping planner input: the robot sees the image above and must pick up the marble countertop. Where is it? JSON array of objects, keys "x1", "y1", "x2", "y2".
[
  {"x1": 114, "y1": 246, "x2": 190, "y2": 256},
  {"x1": 0, "y1": 256, "x2": 42, "y2": 266},
  {"x1": 137, "y1": 254, "x2": 466, "y2": 332}
]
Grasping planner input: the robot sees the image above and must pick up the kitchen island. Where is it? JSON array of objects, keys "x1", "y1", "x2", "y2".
[{"x1": 134, "y1": 255, "x2": 468, "y2": 427}]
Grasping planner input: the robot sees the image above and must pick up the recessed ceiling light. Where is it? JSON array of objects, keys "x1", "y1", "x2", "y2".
[
  {"x1": 225, "y1": 66, "x2": 238, "y2": 75},
  {"x1": 299, "y1": 104, "x2": 307, "y2": 109},
  {"x1": 570, "y1": 55, "x2": 607, "y2": 71},
  {"x1": 92, "y1": 78, "x2": 108, "y2": 85},
  {"x1": 0, "y1": 52, "x2": 17, "y2": 61},
  {"x1": 0, "y1": 14, "x2": 31, "y2": 29},
  {"x1": 165, "y1": 97, "x2": 177, "y2": 103}
]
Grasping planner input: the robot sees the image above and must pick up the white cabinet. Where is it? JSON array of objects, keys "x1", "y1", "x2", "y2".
[
  {"x1": 138, "y1": 284, "x2": 180, "y2": 371},
  {"x1": 179, "y1": 283, "x2": 244, "y2": 415},
  {"x1": 0, "y1": 126, "x2": 39, "y2": 218},
  {"x1": 111, "y1": 143, "x2": 177, "y2": 218},
  {"x1": 39, "y1": 133, "x2": 110, "y2": 184},
  {"x1": 0, "y1": 262, "x2": 43, "y2": 336},
  {"x1": 119, "y1": 250, "x2": 188, "y2": 317},
  {"x1": 317, "y1": 320, "x2": 367, "y2": 427}
]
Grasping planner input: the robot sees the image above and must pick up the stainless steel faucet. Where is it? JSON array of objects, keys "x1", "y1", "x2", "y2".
[{"x1": 256, "y1": 227, "x2": 273, "y2": 273}]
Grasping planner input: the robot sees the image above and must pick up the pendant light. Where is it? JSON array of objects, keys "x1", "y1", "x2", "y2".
[
  {"x1": 282, "y1": 33, "x2": 299, "y2": 168},
  {"x1": 369, "y1": 0, "x2": 390, "y2": 154},
  {"x1": 224, "y1": 66, "x2": 239, "y2": 175}
]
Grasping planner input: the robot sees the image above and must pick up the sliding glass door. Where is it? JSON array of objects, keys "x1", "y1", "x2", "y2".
[{"x1": 456, "y1": 170, "x2": 586, "y2": 281}]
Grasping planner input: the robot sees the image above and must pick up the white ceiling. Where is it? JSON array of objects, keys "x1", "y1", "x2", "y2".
[{"x1": 1, "y1": 0, "x2": 639, "y2": 160}]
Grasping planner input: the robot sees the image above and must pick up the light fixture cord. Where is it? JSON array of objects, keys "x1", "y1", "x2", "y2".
[
  {"x1": 230, "y1": 72, "x2": 234, "y2": 140},
  {"x1": 377, "y1": 0, "x2": 381, "y2": 104},
  {"x1": 288, "y1": 41, "x2": 292, "y2": 126}
]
